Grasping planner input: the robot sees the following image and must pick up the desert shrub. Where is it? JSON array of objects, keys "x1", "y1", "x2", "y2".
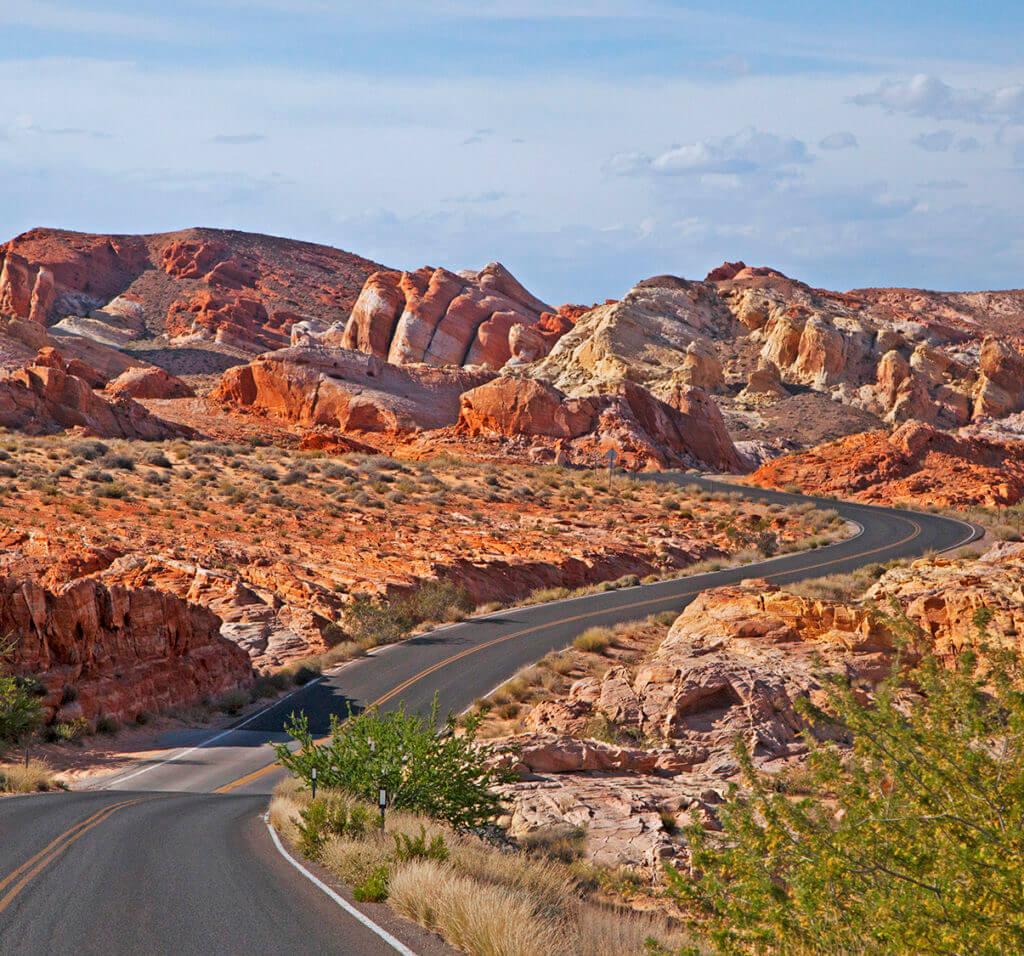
[
  {"x1": 670, "y1": 608, "x2": 1024, "y2": 954},
  {"x1": 353, "y1": 865, "x2": 390, "y2": 902},
  {"x1": 392, "y1": 824, "x2": 449, "y2": 863},
  {"x1": 341, "y1": 580, "x2": 472, "y2": 647},
  {"x1": 573, "y1": 627, "x2": 612, "y2": 654},
  {"x1": 0, "y1": 760, "x2": 58, "y2": 793},
  {"x1": 71, "y1": 440, "x2": 108, "y2": 461},
  {"x1": 275, "y1": 696, "x2": 512, "y2": 828},
  {"x1": 94, "y1": 481, "x2": 129, "y2": 499},
  {"x1": 95, "y1": 715, "x2": 121, "y2": 735},
  {"x1": 100, "y1": 452, "x2": 134, "y2": 471},
  {"x1": 0, "y1": 675, "x2": 42, "y2": 749},
  {"x1": 145, "y1": 449, "x2": 172, "y2": 468},
  {"x1": 388, "y1": 859, "x2": 559, "y2": 956}
]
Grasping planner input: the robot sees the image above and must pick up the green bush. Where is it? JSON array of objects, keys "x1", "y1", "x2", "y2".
[
  {"x1": 353, "y1": 864, "x2": 389, "y2": 903},
  {"x1": 670, "y1": 607, "x2": 1024, "y2": 954},
  {"x1": 0, "y1": 674, "x2": 42, "y2": 749},
  {"x1": 275, "y1": 696, "x2": 512, "y2": 829},
  {"x1": 392, "y1": 825, "x2": 448, "y2": 863}
]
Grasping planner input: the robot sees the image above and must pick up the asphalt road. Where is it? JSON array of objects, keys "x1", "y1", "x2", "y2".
[{"x1": 0, "y1": 478, "x2": 981, "y2": 954}]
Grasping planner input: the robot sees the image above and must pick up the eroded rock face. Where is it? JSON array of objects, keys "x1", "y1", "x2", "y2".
[
  {"x1": 7, "y1": 573, "x2": 252, "y2": 724},
  {"x1": 0, "y1": 227, "x2": 385, "y2": 353},
  {"x1": 213, "y1": 346, "x2": 495, "y2": 432},
  {"x1": 749, "y1": 419, "x2": 1024, "y2": 506},
  {"x1": 457, "y1": 375, "x2": 745, "y2": 472},
  {"x1": 495, "y1": 545, "x2": 1024, "y2": 872},
  {"x1": 341, "y1": 263, "x2": 559, "y2": 370},
  {"x1": 0, "y1": 349, "x2": 188, "y2": 439},
  {"x1": 975, "y1": 337, "x2": 1024, "y2": 418}
]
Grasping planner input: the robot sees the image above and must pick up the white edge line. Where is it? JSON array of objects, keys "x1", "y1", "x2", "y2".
[
  {"x1": 96, "y1": 667, "x2": 346, "y2": 789},
  {"x1": 264, "y1": 814, "x2": 417, "y2": 956}
]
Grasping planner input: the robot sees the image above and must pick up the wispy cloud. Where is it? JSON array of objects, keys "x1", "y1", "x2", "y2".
[
  {"x1": 208, "y1": 133, "x2": 267, "y2": 145},
  {"x1": 852, "y1": 74, "x2": 1024, "y2": 124},
  {"x1": 606, "y1": 128, "x2": 810, "y2": 179},
  {"x1": 818, "y1": 131, "x2": 858, "y2": 150}
]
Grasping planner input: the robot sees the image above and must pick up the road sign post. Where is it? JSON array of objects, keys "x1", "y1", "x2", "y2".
[
  {"x1": 311, "y1": 765, "x2": 317, "y2": 801},
  {"x1": 378, "y1": 788, "x2": 387, "y2": 830},
  {"x1": 604, "y1": 447, "x2": 618, "y2": 490}
]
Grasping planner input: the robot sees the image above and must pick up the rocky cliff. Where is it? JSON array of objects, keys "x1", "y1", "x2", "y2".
[
  {"x1": 8, "y1": 573, "x2": 253, "y2": 724},
  {"x1": 337, "y1": 262, "x2": 571, "y2": 370}
]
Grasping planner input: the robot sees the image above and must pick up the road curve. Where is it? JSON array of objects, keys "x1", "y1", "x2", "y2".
[{"x1": 0, "y1": 479, "x2": 981, "y2": 954}]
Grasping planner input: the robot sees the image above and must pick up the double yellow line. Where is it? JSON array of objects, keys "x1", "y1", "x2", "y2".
[
  {"x1": 213, "y1": 516, "x2": 922, "y2": 795},
  {"x1": 0, "y1": 798, "x2": 146, "y2": 915}
]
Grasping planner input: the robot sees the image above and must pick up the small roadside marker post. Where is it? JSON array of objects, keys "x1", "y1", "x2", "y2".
[
  {"x1": 379, "y1": 789, "x2": 387, "y2": 831},
  {"x1": 605, "y1": 448, "x2": 618, "y2": 490},
  {"x1": 311, "y1": 765, "x2": 318, "y2": 801}
]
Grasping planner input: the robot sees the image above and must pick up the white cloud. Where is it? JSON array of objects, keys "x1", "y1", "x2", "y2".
[
  {"x1": 818, "y1": 131, "x2": 858, "y2": 150},
  {"x1": 608, "y1": 128, "x2": 809, "y2": 179},
  {"x1": 853, "y1": 74, "x2": 1024, "y2": 124}
]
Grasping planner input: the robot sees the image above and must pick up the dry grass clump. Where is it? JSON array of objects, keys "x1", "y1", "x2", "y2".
[
  {"x1": 566, "y1": 903, "x2": 695, "y2": 956},
  {"x1": 0, "y1": 759, "x2": 60, "y2": 793},
  {"x1": 388, "y1": 859, "x2": 561, "y2": 956},
  {"x1": 573, "y1": 626, "x2": 613, "y2": 654},
  {"x1": 270, "y1": 782, "x2": 688, "y2": 956}
]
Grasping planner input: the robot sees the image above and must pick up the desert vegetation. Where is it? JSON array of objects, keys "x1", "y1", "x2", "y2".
[
  {"x1": 674, "y1": 607, "x2": 1024, "y2": 953},
  {"x1": 269, "y1": 703, "x2": 693, "y2": 956}
]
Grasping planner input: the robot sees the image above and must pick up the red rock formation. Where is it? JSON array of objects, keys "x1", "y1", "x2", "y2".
[
  {"x1": 457, "y1": 376, "x2": 745, "y2": 472},
  {"x1": 161, "y1": 239, "x2": 229, "y2": 279},
  {"x1": 0, "y1": 349, "x2": 188, "y2": 439},
  {"x1": 213, "y1": 346, "x2": 495, "y2": 432},
  {"x1": 7, "y1": 574, "x2": 252, "y2": 724},
  {"x1": 343, "y1": 263, "x2": 560, "y2": 370},
  {"x1": 749, "y1": 420, "x2": 1024, "y2": 506},
  {"x1": 0, "y1": 227, "x2": 385, "y2": 352},
  {"x1": 105, "y1": 366, "x2": 195, "y2": 400}
]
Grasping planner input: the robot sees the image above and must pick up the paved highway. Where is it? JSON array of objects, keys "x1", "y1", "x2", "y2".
[{"x1": 0, "y1": 478, "x2": 981, "y2": 954}]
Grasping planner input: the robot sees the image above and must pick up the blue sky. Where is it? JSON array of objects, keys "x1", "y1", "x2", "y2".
[{"x1": 2, "y1": 2, "x2": 1023, "y2": 303}]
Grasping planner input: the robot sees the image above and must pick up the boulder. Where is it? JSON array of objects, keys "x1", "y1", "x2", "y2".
[
  {"x1": 105, "y1": 366, "x2": 195, "y2": 400},
  {"x1": 458, "y1": 376, "x2": 745, "y2": 472},
  {"x1": 975, "y1": 337, "x2": 1024, "y2": 419},
  {"x1": 0, "y1": 350, "x2": 188, "y2": 439}
]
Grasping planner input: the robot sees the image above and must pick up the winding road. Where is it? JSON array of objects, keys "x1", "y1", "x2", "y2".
[{"x1": 0, "y1": 479, "x2": 980, "y2": 954}]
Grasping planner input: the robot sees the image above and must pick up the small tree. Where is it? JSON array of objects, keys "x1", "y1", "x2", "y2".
[
  {"x1": 0, "y1": 637, "x2": 42, "y2": 753},
  {"x1": 668, "y1": 607, "x2": 1024, "y2": 954},
  {"x1": 274, "y1": 695, "x2": 510, "y2": 829}
]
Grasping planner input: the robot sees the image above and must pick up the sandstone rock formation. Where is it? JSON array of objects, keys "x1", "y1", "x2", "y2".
[
  {"x1": 105, "y1": 366, "x2": 194, "y2": 400},
  {"x1": 494, "y1": 543, "x2": 1024, "y2": 872},
  {"x1": 213, "y1": 346, "x2": 495, "y2": 432},
  {"x1": 0, "y1": 227, "x2": 385, "y2": 354},
  {"x1": 0, "y1": 349, "x2": 187, "y2": 439},
  {"x1": 749, "y1": 419, "x2": 1024, "y2": 506},
  {"x1": 7, "y1": 573, "x2": 252, "y2": 724},
  {"x1": 341, "y1": 263, "x2": 561, "y2": 370},
  {"x1": 525, "y1": 275, "x2": 737, "y2": 397},
  {"x1": 975, "y1": 337, "x2": 1024, "y2": 419},
  {"x1": 457, "y1": 375, "x2": 744, "y2": 472}
]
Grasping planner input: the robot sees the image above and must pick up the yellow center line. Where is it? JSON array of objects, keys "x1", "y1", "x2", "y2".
[
  {"x1": 213, "y1": 517, "x2": 922, "y2": 794},
  {"x1": 0, "y1": 798, "x2": 147, "y2": 914}
]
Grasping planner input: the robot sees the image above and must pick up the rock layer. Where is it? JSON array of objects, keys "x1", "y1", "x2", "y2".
[
  {"x1": 8, "y1": 574, "x2": 252, "y2": 724},
  {"x1": 213, "y1": 346, "x2": 495, "y2": 432}
]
